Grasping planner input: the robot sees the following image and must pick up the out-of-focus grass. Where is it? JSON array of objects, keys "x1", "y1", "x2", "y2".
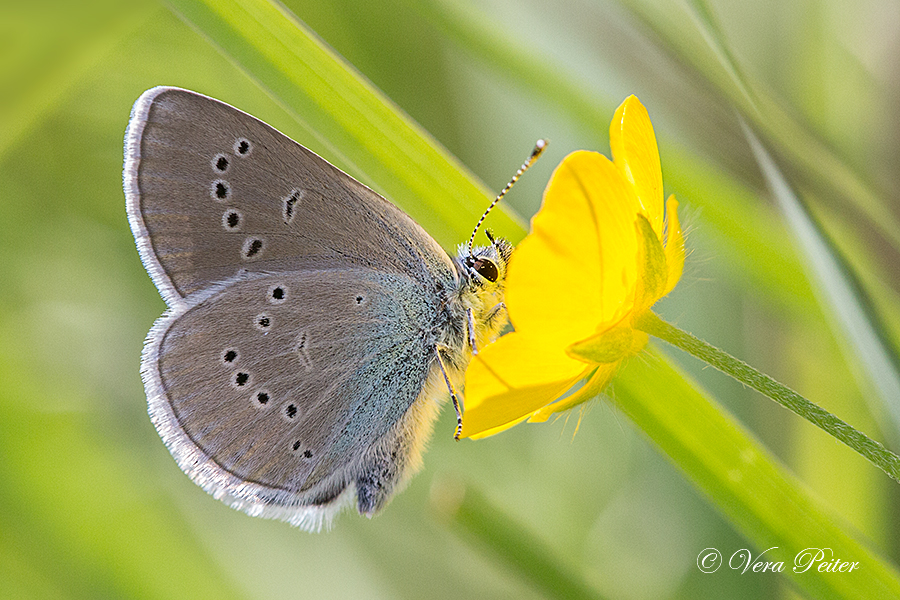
[{"x1": 2, "y1": 0, "x2": 899, "y2": 598}]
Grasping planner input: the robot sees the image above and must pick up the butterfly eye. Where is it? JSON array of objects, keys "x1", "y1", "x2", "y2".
[{"x1": 472, "y1": 258, "x2": 499, "y2": 283}]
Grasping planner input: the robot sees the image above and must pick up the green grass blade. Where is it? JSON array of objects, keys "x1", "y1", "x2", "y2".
[
  {"x1": 614, "y1": 349, "x2": 900, "y2": 600},
  {"x1": 682, "y1": 0, "x2": 756, "y2": 111},
  {"x1": 743, "y1": 121, "x2": 900, "y2": 447},
  {"x1": 0, "y1": 359, "x2": 246, "y2": 600},
  {"x1": 402, "y1": 0, "x2": 611, "y2": 137},
  {"x1": 0, "y1": 1, "x2": 154, "y2": 158},
  {"x1": 432, "y1": 478, "x2": 604, "y2": 600},
  {"x1": 619, "y1": 0, "x2": 900, "y2": 254},
  {"x1": 164, "y1": 0, "x2": 525, "y2": 248}
]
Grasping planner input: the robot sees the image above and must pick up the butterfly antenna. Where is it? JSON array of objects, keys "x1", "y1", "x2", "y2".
[{"x1": 467, "y1": 139, "x2": 547, "y2": 254}]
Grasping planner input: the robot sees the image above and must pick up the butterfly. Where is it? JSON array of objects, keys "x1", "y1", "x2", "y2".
[{"x1": 124, "y1": 87, "x2": 541, "y2": 530}]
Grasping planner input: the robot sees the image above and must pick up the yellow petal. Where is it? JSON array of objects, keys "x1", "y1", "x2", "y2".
[
  {"x1": 610, "y1": 96, "x2": 664, "y2": 236},
  {"x1": 466, "y1": 414, "x2": 530, "y2": 440},
  {"x1": 460, "y1": 332, "x2": 589, "y2": 439},
  {"x1": 527, "y1": 362, "x2": 619, "y2": 422},
  {"x1": 663, "y1": 195, "x2": 685, "y2": 296},
  {"x1": 506, "y1": 151, "x2": 641, "y2": 347}
]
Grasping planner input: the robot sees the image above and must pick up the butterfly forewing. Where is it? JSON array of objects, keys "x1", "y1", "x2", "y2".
[{"x1": 125, "y1": 87, "x2": 453, "y2": 305}]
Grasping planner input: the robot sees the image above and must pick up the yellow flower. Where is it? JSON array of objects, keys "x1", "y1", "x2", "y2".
[{"x1": 460, "y1": 95, "x2": 685, "y2": 439}]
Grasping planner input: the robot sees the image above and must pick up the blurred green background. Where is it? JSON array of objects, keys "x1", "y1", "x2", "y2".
[{"x1": 2, "y1": 0, "x2": 900, "y2": 598}]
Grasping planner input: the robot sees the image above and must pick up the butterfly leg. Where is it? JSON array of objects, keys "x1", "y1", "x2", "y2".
[
  {"x1": 466, "y1": 307, "x2": 478, "y2": 355},
  {"x1": 485, "y1": 301, "x2": 507, "y2": 324},
  {"x1": 434, "y1": 348, "x2": 463, "y2": 440},
  {"x1": 468, "y1": 303, "x2": 507, "y2": 356}
]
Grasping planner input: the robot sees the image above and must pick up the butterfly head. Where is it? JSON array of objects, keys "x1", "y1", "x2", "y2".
[
  {"x1": 450, "y1": 230, "x2": 512, "y2": 353},
  {"x1": 458, "y1": 230, "x2": 512, "y2": 289}
]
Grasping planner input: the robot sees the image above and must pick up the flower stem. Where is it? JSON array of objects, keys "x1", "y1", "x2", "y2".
[{"x1": 634, "y1": 310, "x2": 900, "y2": 483}]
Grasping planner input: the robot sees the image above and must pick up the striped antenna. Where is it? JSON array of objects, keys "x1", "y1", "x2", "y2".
[{"x1": 466, "y1": 139, "x2": 547, "y2": 254}]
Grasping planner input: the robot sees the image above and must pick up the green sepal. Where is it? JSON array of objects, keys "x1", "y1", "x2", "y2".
[
  {"x1": 567, "y1": 322, "x2": 646, "y2": 363},
  {"x1": 635, "y1": 214, "x2": 667, "y2": 310}
]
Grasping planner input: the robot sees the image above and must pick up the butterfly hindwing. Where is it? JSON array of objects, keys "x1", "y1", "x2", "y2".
[{"x1": 144, "y1": 268, "x2": 438, "y2": 527}]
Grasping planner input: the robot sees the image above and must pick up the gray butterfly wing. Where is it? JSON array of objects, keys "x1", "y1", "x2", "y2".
[
  {"x1": 124, "y1": 86, "x2": 454, "y2": 306},
  {"x1": 125, "y1": 87, "x2": 461, "y2": 529},
  {"x1": 145, "y1": 268, "x2": 443, "y2": 530}
]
